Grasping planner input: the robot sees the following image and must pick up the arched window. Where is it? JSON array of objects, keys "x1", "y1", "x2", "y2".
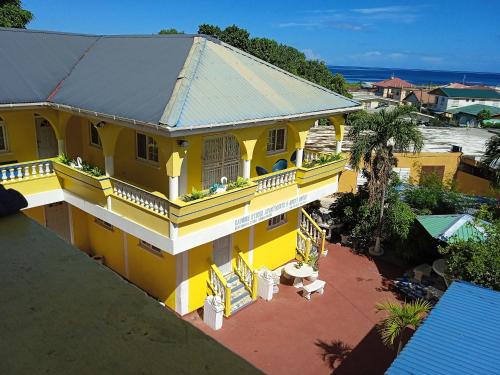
[
  {"x1": 136, "y1": 132, "x2": 158, "y2": 163},
  {"x1": 0, "y1": 117, "x2": 8, "y2": 152}
]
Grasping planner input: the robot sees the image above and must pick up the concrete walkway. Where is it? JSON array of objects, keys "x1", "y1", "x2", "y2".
[{"x1": 186, "y1": 243, "x2": 404, "y2": 375}]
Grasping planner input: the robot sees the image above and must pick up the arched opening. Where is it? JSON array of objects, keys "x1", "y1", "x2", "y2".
[
  {"x1": 0, "y1": 116, "x2": 7, "y2": 152},
  {"x1": 34, "y1": 114, "x2": 58, "y2": 158},
  {"x1": 64, "y1": 115, "x2": 105, "y2": 170}
]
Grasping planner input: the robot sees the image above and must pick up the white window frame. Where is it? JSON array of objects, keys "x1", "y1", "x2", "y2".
[
  {"x1": 393, "y1": 167, "x2": 411, "y2": 183},
  {"x1": 266, "y1": 127, "x2": 287, "y2": 155},
  {"x1": 89, "y1": 122, "x2": 102, "y2": 148},
  {"x1": 94, "y1": 218, "x2": 113, "y2": 231},
  {"x1": 0, "y1": 120, "x2": 8, "y2": 152},
  {"x1": 139, "y1": 240, "x2": 163, "y2": 256},
  {"x1": 136, "y1": 132, "x2": 159, "y2": 164},
  {"x1": 268, "y1": 213, "x2": 287, "y2": 229}
]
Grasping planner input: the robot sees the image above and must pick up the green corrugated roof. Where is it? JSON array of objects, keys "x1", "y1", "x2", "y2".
[
  {"x1": 416, "y1": 214, "x2": 485, "y2": 243},
  {"x1": 431, "y1": 87, "x2": 500, "y2": 99},
  {"x1": 447, "y1": 104, "x2": 500, "y2": 116}
]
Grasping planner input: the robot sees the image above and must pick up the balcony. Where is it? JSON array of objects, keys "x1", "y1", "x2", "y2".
[{"x1": 1, "y1": 150, "x2": 347, "y2": 243}]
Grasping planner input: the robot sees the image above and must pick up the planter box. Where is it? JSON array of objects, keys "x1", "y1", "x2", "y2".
[
  {"x1": 296, "y1": 158, "x2": 347, "y2": 186},
  {"x1": 53, "y1": 161, "x2": 111, "y2": 206},
  {"x1": 169, "y1": 182, "x2": 257, "y2": 224}
]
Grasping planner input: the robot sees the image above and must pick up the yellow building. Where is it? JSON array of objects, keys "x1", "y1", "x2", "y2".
[{"x1": 0, "y1": 28, "x2": 360, "y2": 317}]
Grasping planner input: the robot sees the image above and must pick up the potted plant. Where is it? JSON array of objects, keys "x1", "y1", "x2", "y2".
[{"x1": 306, "y1": 253, "x2": 319, "y2": 281}]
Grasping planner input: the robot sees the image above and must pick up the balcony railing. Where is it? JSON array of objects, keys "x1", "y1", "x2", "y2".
[
  {"x1": 252, "y1": 168, "x2": 297, "y2": 193},
  {"x1": 1, "y1": 159, "x2": 54, "y2": 182},
  {"x1": 208, "y1": 264, "x2": 232, "y2": 317},
  {"x1": 299, "y1": 208, "x2": 326, "y2": 256},
  {"x1": 235, "y1": 250, "x2": 257, "y2": 299},
  {"x1": 110, "y1": 178, "x2": 169, "y2": 217}
]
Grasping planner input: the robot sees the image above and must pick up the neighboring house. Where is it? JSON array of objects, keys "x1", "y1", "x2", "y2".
[
  {"x1": 416, "y1": 214, "x2": 487, "y2": 244},
  {"x1": 428, "y1": 87, "x2": 500, "y2": 113},
  {"x1": 447, "y1": 104, "x2": 500, "y2": 127},
  {"x1": 403, "y1": 90, "x2": 436, "y2": 109},
  {"x1": 456, "y1": 155, "x2": 499, "y2": 198},
  {"x1": 373, "y1": 77, "x2": 413, "y2": 102},
  {"x1": 351, "y1": 91, "x2": 398, "y2": 110},
  {"x1": 386, "y1": 281, "x2": 500, "y2": 375},
  {"x1": 0, "y1": 28, "x2": 361, "y2": 318}
]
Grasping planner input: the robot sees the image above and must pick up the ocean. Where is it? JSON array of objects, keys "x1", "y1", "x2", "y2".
[{"x1": 329, "y1": 65, "x2": 500, "y2": 87}]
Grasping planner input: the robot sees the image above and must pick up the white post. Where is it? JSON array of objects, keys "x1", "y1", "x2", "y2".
[
  {"x1": 242, "y1": 159, "x2": 251, "y2": 179},
  {"x1": 104, "y1": 155, "x2": 114, "y2": 177},
  {"x1": 336, "y1": 140, "x2": 343, "y2": 154},
  {"x1": 57, "y1": 139, "x2": 65, "y2": 155},
  {"x1": 169, "y1": 176, "x2": 179, "y2": 201},
  {"x1": 175, "y1": 252, "x2": 189, "y2": 315},
  {"x1": 296, "y1": 148, "x2": 304, "y2": 168}
]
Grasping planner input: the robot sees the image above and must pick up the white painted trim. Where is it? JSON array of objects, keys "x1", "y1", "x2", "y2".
[
  {"x1": 57, "y1": 139, "x2": 65, "y2": 155},
  {"x1": 168, "y1": 176, "x2": 179, "y2": 201},
  {"x1": 104, "y1": 155, "x2": 114, "y2": 177},
  {"x1": 68, "y1": 204, "x2": 75, "y2": 245},
  {"x1": 248, "y1": 225, "x2": 254, "y2": 266},
  {"x1": 242, "y1": 159, "x2": 251, "y2": 179},
  {"x1": 24, "y1": 189, "x2": 64, "y2": 208},
  {"x1": 123, "y1": 231, "x2": 129, "y2": 279},
  {"x1": 175, "y1": 252, "x2": 189, "y2": 315},
  {"x1": 179, "y1": 156, "x2": 188, "y2": 196},
  {"x1": 295, "y1": 148, "x2": 303, "y2": 168}
]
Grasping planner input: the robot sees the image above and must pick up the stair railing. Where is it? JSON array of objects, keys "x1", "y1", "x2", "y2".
[
  {"x1": 296, "y1": 230, "x2": 312, "y2": 262},
  {"x1": 208, "y1": 264, "x2": 232, "y2": 317},
  {"x1": 235, "y1": 250, "x2": 257, "y2": 300},
  {"x1": 299, "y1": 208, "x2": 326, "y2": 256}
]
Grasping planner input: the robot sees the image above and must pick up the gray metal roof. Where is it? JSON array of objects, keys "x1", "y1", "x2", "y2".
[{"x1": 0, "y1": 28, "x2": 359, "y2": 129}]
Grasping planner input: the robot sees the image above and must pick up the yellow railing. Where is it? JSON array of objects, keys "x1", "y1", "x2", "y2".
[
  {"x1": 299, "y1": 208, "x2": 326, "y2": 256},
  {"x1": 208, "y1": 264, "x2": 232, "y2": 317},
  {"x1": 234, "y1": 250, "x2": 257, "y2": 300},
  {"x1": 296, "y1": 230, "x2": 312, "y2": 262}
]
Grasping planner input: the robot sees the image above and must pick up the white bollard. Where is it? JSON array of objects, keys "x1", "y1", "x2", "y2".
[
  {"x1": 257, "y1": 269, "x2": 275, "y2": 301},
  {"x1": 203, "y1": 296, "x2": 224, "y2": 331}
]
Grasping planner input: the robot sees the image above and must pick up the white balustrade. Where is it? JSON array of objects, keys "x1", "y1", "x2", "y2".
[
  {"x1": 0, "y1": 160, "x2": 54, "y2": 183},
  {"x1": 255, "y1": 169, "x2": 296, "y2": 193},
  {"x1": 111, "y1": 178, "x2": 169, "y2": 216},
  {"x1": 303, "y1": 150, "x2": 322, "y2": 163}
]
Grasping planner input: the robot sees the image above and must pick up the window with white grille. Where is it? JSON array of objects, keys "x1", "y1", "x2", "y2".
[
  {"x1": 202, "y1": 135, "x2": 241, "y2": 189},
  {"x1": 268, "y1": 213, "x2": 286, "y2": 229},
  {"x1": 136, "y1": 132, "x2": 159, "y2": 163},
  {"x1": 267, "y1": 128, "x2": 286, "y2": 154},
  {"x1": 139, "y1": 240, "x2": 162, "y2": 255},
  {"x1": 393, "y1": 167, "x2": 410, "y2": 183},
  {"x1": 0, "y1": 119, "x2": 7, "y2": 152}
]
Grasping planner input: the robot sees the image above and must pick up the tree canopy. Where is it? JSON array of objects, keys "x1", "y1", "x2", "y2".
[
  {"x1": 197, "y1": 24, "x2": 350, "y2": 97},
  {"x1": 158, "y1": 28, "x2": 184, "y2": 35},
  {"x1": 0, "y1": 0, "x2": 32, "y2": 28},
  {"x1": 482, "y1": 135, "x2": 500, "y2": 189}
]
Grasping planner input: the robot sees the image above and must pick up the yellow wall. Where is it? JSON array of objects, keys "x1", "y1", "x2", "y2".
[
  {"x1": 338, "y1": 152, "x2": 462, "y2": 192},
  {"x1": 127, "y1": 235, "x2": 176, "y2": 309},
  {"x1": 71, "y1": 205, "x2": 90, "y2": 254},
  {"x1": 23, "y1": 206, "x2": 45, "y2": 226},
  {"x1": 188, "y1": 242, "x2": 213, "y2": 313},
  {"x1": 456, "y1": 170, "x2": 498, "y2": 198},
  {"x1": 65, "y1": 116, "x2": 105, "y2": 170},
  {"x1": 0, "y1": 110, "x2": 39, "y2": 164}
]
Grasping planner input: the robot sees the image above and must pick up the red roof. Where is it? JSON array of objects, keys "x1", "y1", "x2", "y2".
[{"x1": 373, "y1": 77, "x2": 413, "y2": 88}]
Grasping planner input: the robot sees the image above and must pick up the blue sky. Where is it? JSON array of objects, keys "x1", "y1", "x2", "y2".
[{"x1": 24, "y1": 0, "x2": 500, "y2": 72}]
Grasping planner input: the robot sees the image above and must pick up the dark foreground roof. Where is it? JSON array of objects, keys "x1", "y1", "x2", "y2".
[
  {"x1": 386, "y1": 282, "x2": 500, "y2": 375},
  {"x1": 0, "y1": 213, "x2": 261, "y2": 375},
  {"x1": 0, "y1": 28, "x2": 359, "y2": 129}
]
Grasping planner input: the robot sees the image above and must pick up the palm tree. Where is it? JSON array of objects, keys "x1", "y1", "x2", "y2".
[
  {"x1": 348, "y1": 106, "x2": 423, "y2": 255},
  {"x1": 482, "y1": 135, "x2": 500, "y2": 190},
  {"x1": 376, "y1": 299, "x2": 431, "y2": 354}
]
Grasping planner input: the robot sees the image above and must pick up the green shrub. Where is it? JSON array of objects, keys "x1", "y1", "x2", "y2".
[
  {"x1": 227, "y1": 177, "x2": 249, "y2": 190},
  {"x1": 302, "y1": 152, "x2": 343, "y2": 168}
]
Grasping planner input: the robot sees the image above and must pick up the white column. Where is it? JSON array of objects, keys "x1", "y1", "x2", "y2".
[
  {"x1": 242, "y1": 159, "x2": 251, "y2": 179},
  {"x1": 104, "y1": 155, "x2": 114, "y2": 177},
  {"x1": 169, "y1": 176, "x2": 179, "y2": 201},
  {"x1": 295, "y1": 148, "x2": 304, "y2": 168},
  {"x1": 175, "y1": 251, "x2": 189, "y2": 315},
  {"x1": 57, "y1": 139, "x2": 65, "y2": 155},
  {"x1": 336, "y1": 140, "x2": 343, "y2": 154},
  {"x1": 179, "y1": 156, "x2": 188, "y2": 196}
]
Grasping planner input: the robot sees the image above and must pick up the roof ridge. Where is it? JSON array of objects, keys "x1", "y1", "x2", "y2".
[
  {"x1": 0, "y1": 26, "x2": 100, "y2": 37},
  {"x1": 216, "y1": 40, "x2": 360, "y2": 107}
]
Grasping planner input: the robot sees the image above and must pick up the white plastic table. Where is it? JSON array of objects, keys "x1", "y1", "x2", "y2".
[
  {"x1": 432, "y1": 259, "x2": 446, "y2": 277},
  {"x1": 284, "y1": 262, "x2": 314, "y2": 288}
]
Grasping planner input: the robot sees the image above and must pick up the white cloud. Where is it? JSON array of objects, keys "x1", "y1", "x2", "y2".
[
  {"x1": 302, "y1": 48, "x2": 322, "y2": 60},
  {"x1": 352, "y1": 6, "x2": 415, "y2": 15},
  {"x1": 364, "y1": 51, "x2": 382, "y2": 57}
]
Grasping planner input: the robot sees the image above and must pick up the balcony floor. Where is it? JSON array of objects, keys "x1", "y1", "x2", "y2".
[{"x1": 185, "y1": 243, "x2": 405, "y2": 375}]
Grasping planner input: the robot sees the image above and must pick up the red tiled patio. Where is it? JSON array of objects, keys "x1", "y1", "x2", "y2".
[{"x1": 185, "y1": 243, "x2": 404, "y2": 375}]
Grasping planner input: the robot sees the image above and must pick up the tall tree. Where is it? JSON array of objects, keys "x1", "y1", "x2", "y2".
[
  {"x1": 197, "y1": 24, "x2": 350, "y2": 97},
  {"x1": 376, "y1": 299, "x2": 431, "y2": 354},
  {"x1": 482, "y1": 134, "x2": 500, "y2": 189},
  {"x1": 348, "y1": 106, "x2": 423, "y2": 255},
  {"x1": 158, "y1": 28, "x2": 184, "y2": 35},
  {"x1": 0, "y1": 0, "x2": 32, "y2": 28}
]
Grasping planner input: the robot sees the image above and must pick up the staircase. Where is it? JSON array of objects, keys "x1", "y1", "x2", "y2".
[{"x1": 224, "y1": 272, "x2": 254, "y2": 315}]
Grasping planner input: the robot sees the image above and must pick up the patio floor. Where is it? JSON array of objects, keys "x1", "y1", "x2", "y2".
[{"x1": 185, "y1": 243, "x2": 405, "y2": 375}]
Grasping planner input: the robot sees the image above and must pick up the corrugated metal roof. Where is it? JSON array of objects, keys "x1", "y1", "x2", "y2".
[
  {"x1": 416, "y1": 214, "x2": 486, "y2": 243},
  {"x1": 386, "y1": 281, "x2": 500, "y2": 375},
  {"x1": 0, "y1": 28, "x2": 98, "y2": 104},
  {"x1": 0, "y1": 28, "x2": 359, "y2": 129},
  {"x1": 430, "y1": 87, "x2": 500, "y2": 99},
  {"x1": 447, "y1": 104, "x2": 500, "y2": 116},
  {"x1": 161, "y1": 39, "x2": 359, "y2": 128}
]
